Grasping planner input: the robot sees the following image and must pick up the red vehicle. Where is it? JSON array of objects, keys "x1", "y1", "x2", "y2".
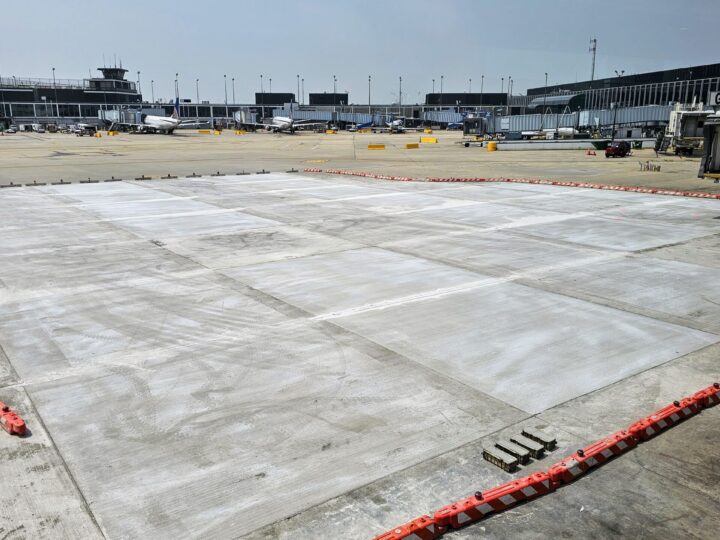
[{"x1": 605, "y1": 141, "x2": 631, "y2": 158}]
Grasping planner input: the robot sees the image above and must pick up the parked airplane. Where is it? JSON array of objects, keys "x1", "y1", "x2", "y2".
[
  {"x1": 234, "y1": 104, "x2": 326, "y2": 134},
  {"x1": 109, "y1": 98, "x2": 187, "y2": 134},
  {"x1": 348, "y1": 121, "x2": 373, "y2": 132},
  {"x1": 373, "y1": 117, "x2": 417, "y2": 133}
]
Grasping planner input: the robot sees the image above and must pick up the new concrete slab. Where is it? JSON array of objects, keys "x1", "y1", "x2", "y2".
[
  {"x1": 246, "y1": 343, "x2": 720, "y2": 540},
  {"x1": 534, "y1": 256, "x2": 720, "y2": 333},
  {"x1": 333, "y1": 281, "x2": 717, "y2": 413},
  {"x1": 382, "y1": 230, "x2": 609, "y2": 276},
  {"x1": 27, "y1": 320, "x2": 523, "y2": 539},
  {"x1": 1, "y1": 171, "x2": 719, "y2": 538},
  {"x1": 512, "y1": 215, "x2": 712, "y2": 251},
  {"x1": 162, "y1": 225, "x2": 361, "y2": 270},
  {"x1": 0, "y1": 385, "x2": 102, "y2": 539},
  {"x1": 223, "y1": 247, "x2": 488, "y2": 315}
]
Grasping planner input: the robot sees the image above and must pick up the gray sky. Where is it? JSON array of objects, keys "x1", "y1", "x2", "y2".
[{"x1": 2, "y1": 0, "x2": 718, "y2": 104}]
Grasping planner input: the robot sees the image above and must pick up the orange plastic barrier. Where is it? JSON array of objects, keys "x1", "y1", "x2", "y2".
[
  {"x1": 0, "y1": 401, "x2": 27, "y2": 436},
  {"x1": 692, "y1": 382, "x2": 720, "y2": 409},
  {"x1": 303, "y1": 168, "x2": 720, "y2": 199},
  {"x1": 628, "y1": 398, "x2": 701, "y2": 441},
  {"x1": 548, "y1": 430, "x2": 637, "y2": 485},
  {"x1": 371, "y1": 515, "x2": 440, "y2": 540},
  {"x1": 433, "y1": 472, "x2": 553, "y2": 532}
]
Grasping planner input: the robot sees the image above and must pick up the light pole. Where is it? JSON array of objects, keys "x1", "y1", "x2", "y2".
[
  {"x1": 175, "y1": 72, "x2": 179, "y2": 100},
  {"x1": 296, "y1": 74, "x2": 300, "y2": 104},
  {"x1": 611, "y1": 69, "x2": 624, "y2": 142},
  {"x1": 507, "y1": 76, "x2": 511, "y2": 115},
  {"x1": 232, "y1": 77, "x2": 235, "y2": 104},
  {"x1": 440, "y1": 75, "x2": 444, "y2": 108},
  {"x1": 469, "y1": 78, "x2": 472, "y2": 93},
  {"x1": 137, "y1": 70, "x2": 141, "y2": 96},
  {"x1": 52, "y1": 67, "x2": 58, "y2": 115},
  {"x1": 333, "y1": 75, "x2": 337, "y2": 109},
  {"x1": 196, "y1": 78, "x2": 200, "y2": 104},
  {"x1": 368, "y1": 75, "x2": 371, "y2": 109},
  {"x1": 223, "y1": 74, "x2": 228, "y2": 124},
  {"x1": 301, "y1": 78, "x2": 304, "y2": 105},
  {"x1": 480, "y1": 75, "x2": 484, "y2": 107},
  {"x1": 151, "y1": 80, "x2": 155, "y2": 103},
  {"x1": 269, "y1": 78, "x2": 272, "y2": 93},
  {"x1": 399, "y1": 76, "x2": 402, "y2": 107},
  {"x1": 540, "y1": 72, "x2": 548, "y2": 130},
  {"x1": 0, "y1": 73, "x2": 5, "y2": 118},
  {"x1": 501, "y1": 77, "x2": 504, "y2": 94},
  {"x1": 432, "y1": 78, "x2": 435, "y2": 94},
  {"x1": 260, "y1": 74, "x2": 264, "y2": 119},
  {"x1": 1, "y1": 71, "x2": 5, "y2": 117}
]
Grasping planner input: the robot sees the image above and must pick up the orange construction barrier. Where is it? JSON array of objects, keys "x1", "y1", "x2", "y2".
[
  {"x1": 628, "y1": 398, "x2": 701, "y2": 441},
  {"x1": 0, "y1": 401, "x2": 27, "y2": 436},
  {"x1": 372, "y1": 515, "x2": 440, "y2": 540},
  {"x1": 434, "y1": 472, "x2": 553, "y2": 532},
  {"x1": 302, "y1": 168, "x2": 720, "y2": 200},
  {"x1": 692, "y1": 382, "x2": 720, "y2": 409},
  {"x1": 548, "y1": 430, "x2": 637, "y2": 485}
]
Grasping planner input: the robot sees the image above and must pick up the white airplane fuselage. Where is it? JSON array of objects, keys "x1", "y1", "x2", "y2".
[
  {"x1": 142, "y1": 115, "x2": 181, "y2": 133},
  {"x1": 267, "y1": 117, "x2": 295, "y2": 132},
  {"x1": 387, "y1": 119, "x2": 406, "y2": 133}
]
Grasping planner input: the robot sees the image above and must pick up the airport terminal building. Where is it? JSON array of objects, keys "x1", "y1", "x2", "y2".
[
  {"x1": 521, "y1": 62, "x2": 720, "y2": 112},
  {"x1": 2, "y1": 62, "x2": 718, "y2": 132},
  {"x1": 0, "y1": 67, "x2": 142, "y2": 121}
]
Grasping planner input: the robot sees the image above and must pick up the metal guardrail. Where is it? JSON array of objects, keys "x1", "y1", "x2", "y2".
[{"x1": 0, "y1": 76, "x2": 89, "y2": 89}]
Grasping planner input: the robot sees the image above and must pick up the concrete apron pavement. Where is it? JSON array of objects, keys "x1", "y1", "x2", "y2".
[{"x1": 0, "y1": 172, "x2": 718, "y2": 538}]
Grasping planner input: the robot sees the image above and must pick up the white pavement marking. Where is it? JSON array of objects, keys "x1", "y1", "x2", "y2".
[{"x1": 312, "y1": 251, "x2": 630, "y2": 321}]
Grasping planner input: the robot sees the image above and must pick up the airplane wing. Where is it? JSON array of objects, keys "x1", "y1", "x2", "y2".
[
  {"x1": 178, "y1": 119, "x2": 210, "y2": 128},
  {"x1": 236, "y1": 121, "x2": 274, "y2": 129},
  {"x1": 109, "y1": 122, "x2": 144, "y2": 130}
]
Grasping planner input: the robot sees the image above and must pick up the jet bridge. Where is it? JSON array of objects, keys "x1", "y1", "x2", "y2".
[{"x1": 698, "y1": 112, "x2": 720, "y2": 181}]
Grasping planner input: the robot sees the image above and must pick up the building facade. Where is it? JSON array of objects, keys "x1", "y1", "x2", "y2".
[
  {"x1": 523, "y1": 62, "x2": 720, "y2": 110},
  {"x1": 0, "y1": 67, "x2": 141, "y2": 120}
]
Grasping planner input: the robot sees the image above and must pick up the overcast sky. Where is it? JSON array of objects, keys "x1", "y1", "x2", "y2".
[{"x1": 2, "y1": 0, "x2": 718, "y2": 104}]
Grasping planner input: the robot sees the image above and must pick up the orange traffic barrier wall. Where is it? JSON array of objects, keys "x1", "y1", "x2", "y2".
[
  {"x1": 371, "y1": 382, "x2": 719, "y2": 540},
  {"x1": 548, "y1": 430, "x2": 637, "y2": 485},
  {"x1": 302, "y1": 168, "x2": 720, "y2": 200},
  {"x1": 434, "y1": 472, "x2": 552, "y2": 532},
  {"x1": 693, "y1": 382, "x2": 720, "y2": 408},
  {"x1": 0, "y1": 401, "x2": 26, "y2": 436},
  {"x1": 372, "y1": 515, "x2": 439, "y2": 540},
  {"x1": 628, "y1": 397, "x2": 700, "y2": 441}
]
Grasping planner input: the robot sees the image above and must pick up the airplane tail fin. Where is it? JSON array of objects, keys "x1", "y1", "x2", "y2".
[{"x1": 171, "y1": 97, "x2": 180, "y2": 120}]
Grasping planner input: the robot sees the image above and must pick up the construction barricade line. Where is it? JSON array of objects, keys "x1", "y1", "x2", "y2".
[
  {"x1": 371, "y1": 382, "x2": 719, "y2": 540},
  {"x1": 302, "y1": 168, "x2": 720, "y2": 200}
]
